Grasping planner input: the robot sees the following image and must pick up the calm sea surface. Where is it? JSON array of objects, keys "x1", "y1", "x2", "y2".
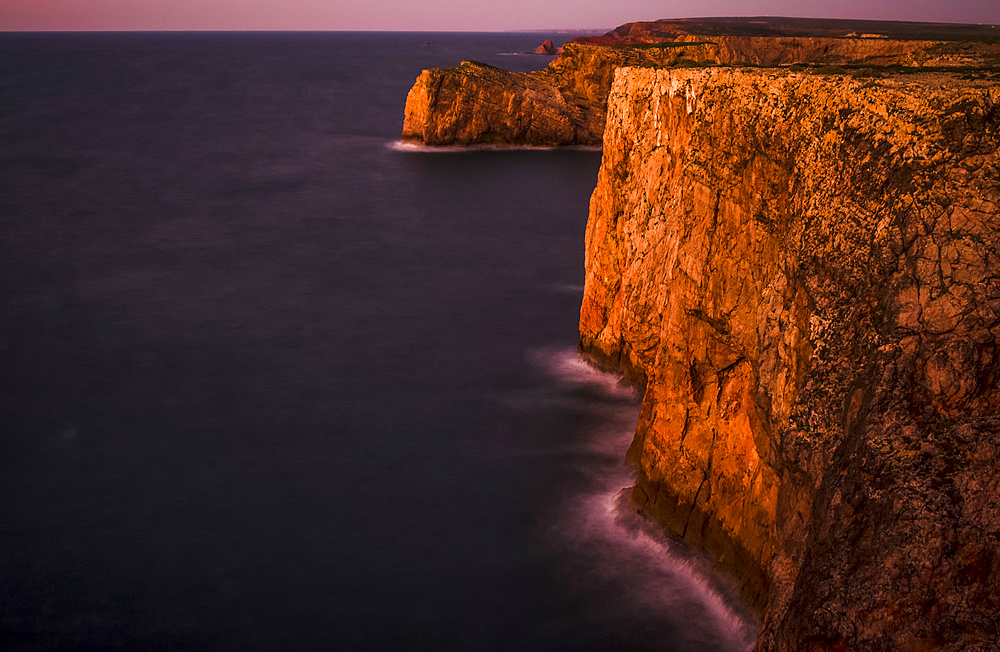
[{"x1": 0, "y1": 32, "x2": 756, "y2": 650}]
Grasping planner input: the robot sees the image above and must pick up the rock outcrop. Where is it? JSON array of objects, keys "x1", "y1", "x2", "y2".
[
  {"x1": 534, "y1": 39, "x2": 558, "y2": 55},
  {"x1": 401, "y1": 17, "x2": 1000, "y2": 147},
  {"x1": 402, "y1": 59, "x2": 599, "y2": 146},
  {"x1": 401, "y1": 44, "x2": 718, "y2": 146},
  {"x1": 580, "y1": 66, "x2": 1000, "y2": 650}
]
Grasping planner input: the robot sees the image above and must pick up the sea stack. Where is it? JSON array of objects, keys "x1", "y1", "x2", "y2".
[{"x1": 534, "y1": 38, "x2": 557, "y2": 54}]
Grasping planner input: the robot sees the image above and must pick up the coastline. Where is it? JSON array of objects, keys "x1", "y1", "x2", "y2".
[
  {"x1": 398, "y1": 17, "x2": 1000, "y2": 648},
  {"x1": 388, "y1": 139, "x2": 602, "y2": 152}
]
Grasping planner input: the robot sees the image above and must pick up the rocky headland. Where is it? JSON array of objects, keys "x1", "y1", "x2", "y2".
[
  {"x1": 401, "y1": 43, "x2": 717, "y2": 146},
  {"x1": 401, "y1": 17, "x2": 1000, "y2": 147},
  {"x1": 583, "y1": 66, "x2": 999, "y2": 650},
  {"x1": 401, "y1": 16, "x2": 1000, "y2": 651}
]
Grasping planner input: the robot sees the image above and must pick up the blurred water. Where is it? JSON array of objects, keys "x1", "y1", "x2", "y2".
[{"x1": 0, "y1": 32, "x2": 755, "y2": 650}]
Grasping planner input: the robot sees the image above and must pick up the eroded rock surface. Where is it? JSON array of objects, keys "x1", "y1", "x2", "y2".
[
  {"x1": 401, "y1": 44, "x2": 716, "y2": 146},
  {"x1": 402, "y1": 60, "x2": 596, "y2": 146},
  {"x1": 580, "y1": 66, "x2": 1000, "y2": 650}
]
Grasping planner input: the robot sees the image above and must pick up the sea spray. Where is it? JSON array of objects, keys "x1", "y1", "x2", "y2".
[
  {"x1": 387, "y1": 140, "x2": 603, "y2": 153},
  {"x1": 533, "y1": 347, "x2": 759, "y2": 651}
]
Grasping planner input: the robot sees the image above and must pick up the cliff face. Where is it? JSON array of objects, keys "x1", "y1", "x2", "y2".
[
  {"x1": 401, "y1": 44, "x2": 718, "y2": 146},
  {"x1": 401, "y1": 18, "x2": 1000, "y2": 147},
  {"x1": 581, "y1": 67, "x2": 1000, "y2": 649},
  {"x1": 402, "y1": 59, "x2": 598, "y2": 146}
]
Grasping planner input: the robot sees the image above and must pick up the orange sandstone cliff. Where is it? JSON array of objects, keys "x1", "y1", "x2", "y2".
[
  {"x1": 580, "y1": 66, "x2": 1000, "y2": 649},
  {"x1": 399, "y1": 16, "x2": 1000, "y2": 648},
  {"x1": 401, "y1": 17, "x2": 1000, "y2": 147},
  {"x1": 401, "y1": 44, "x2": 716, "y2": 146}
]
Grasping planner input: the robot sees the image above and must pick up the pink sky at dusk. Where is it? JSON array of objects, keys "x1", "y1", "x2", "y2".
[{"x1": 1, "y1": 0, "x2": 998, "y2": 31}]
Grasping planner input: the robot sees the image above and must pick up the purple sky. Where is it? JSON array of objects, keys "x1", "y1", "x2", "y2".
[{"x1": 2, "y1": 0, "x2": 998, "y2": 31}]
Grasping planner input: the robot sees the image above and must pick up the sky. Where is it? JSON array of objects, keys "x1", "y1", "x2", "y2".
[{"x1": 1, "y1": 0, "x2": 998, "y2": 32}]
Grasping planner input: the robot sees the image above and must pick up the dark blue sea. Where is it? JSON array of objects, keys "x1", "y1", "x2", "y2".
[{"x1": 0, "y1": 32, "x2": 756, "y2": 650}]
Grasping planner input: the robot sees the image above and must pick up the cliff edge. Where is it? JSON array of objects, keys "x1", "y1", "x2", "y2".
[
  {"x1": 401, "y1": 17, "x2": 1000, "y2": 147},
  {"x1": 401, "y1": 43, "x2": 716, "y2": 146},
  {"x1": 581, "y1": 66, "x2": 1000, "y2": 650}
]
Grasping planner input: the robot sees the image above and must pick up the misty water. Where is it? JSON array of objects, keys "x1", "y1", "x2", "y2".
[{"x1": 0, "y1": 32, "x2": 756, "y2": 650}]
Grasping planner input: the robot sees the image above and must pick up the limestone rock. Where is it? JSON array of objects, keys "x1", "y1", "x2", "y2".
[
  {"x1": 401, "y1": 17, "x2": 1000, "y2": 147},
  {"x1": 402, "y1": 42, "x2": 728, "y2": 147},
  {"x1": 401, "y1": 59, "x2": 598, "y2": 146},
  {"x1": 581, "y1": 66, "x2": 1000, "y2": 650}
]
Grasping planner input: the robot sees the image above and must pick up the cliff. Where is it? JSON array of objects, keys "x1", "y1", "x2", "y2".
[
  {"x1": 580, "y1": 66, "x2": 1000, "y2": 650},
  {"x1": 401, "y1": 43, "x2": 719, "y2": 146},
  {"x1": 401, "y1": 17, "x2": 1000, "y2": 147},
  {"x1": 402, "y1": 59, "x2": 598, "y2": 146}
]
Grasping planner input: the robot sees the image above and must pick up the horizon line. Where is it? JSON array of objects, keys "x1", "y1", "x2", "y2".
[{"x1": 3, "y1": 15, "x2": 998, "y2": 34}]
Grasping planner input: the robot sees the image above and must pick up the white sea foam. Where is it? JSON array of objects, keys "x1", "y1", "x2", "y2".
[
  {"x1": 386, "y1": 140, "x2": 602, "y2": 153},
  {"x1": 543, "y1": 282, "x2": 585, "y2": 295},
  {"x1": 533, "y1": 346, "x2": 759, "y2": 650},
  {"x1": 581, "y1": 492, "x2": 760, "y2": 649},
  {"x1": 530, "y1": 346, "x2": 639, "y2": 402}
]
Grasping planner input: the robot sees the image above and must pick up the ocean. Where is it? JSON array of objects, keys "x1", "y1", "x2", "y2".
[{"x1": 0, "y1": 32, "x2": 756, "y2": 650}]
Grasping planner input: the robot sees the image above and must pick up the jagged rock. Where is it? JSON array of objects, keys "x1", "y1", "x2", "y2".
[
  {"x1": 580, "y1": 66, "x2": 1000, "y2": 651},
  {"x1": 402, "y1": 42, "x2": 727, "y2": 147},
  {"x1": 534, "y1": 39, "x2": 557, "y2": 55},
  {"x1": 401, "y1": 59, "x2": 599, "y2": 146}
]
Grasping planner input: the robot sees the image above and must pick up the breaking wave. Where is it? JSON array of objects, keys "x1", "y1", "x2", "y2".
[
  {"x1": 387, "y1": 140, "x2": 602, "y2": 153},
  {"x1": 533, "y1": 346, "x2": 759, "y2": 651}
]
